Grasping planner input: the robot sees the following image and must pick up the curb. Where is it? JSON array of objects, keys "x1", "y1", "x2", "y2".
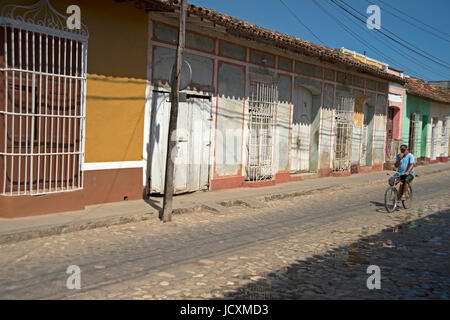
[
  {"x1": 0, "y1": 212, "x2": 154, "y2": 245},
  {"x1": 1, "y1": 165, "x2": 449, "y2": 245}
]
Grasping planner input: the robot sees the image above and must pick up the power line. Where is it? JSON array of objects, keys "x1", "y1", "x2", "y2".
[
  {"x1": 326, "y1": 2, "x2": 438, "y2": 79},
  {"x1": 378, "y1": 0, "x2": 450, "y2": 38},
  {"x1": 325, "y1": 0, "x2": 450, "y2": 79},
  {"x1": 311, "y1": 0, "x2": 420, "y2": 77},
  {"x1": 334, "y1": 0, "x2": 450, "y2": 68},
  {"x1": 331, "y1": 0, "x2": 450, "y2": 70},
  {"x1": 367, "y1": 0, "x2": 450, "y2": 43},
  {"x1": 332, "y1": 0, "x2": 450, "y2": 68},
  {"x1": 310, "y1": 0, "x2": 417, "y2": 77},
  {"x1": 337, "y1": 0, "x2": 450, "y2": 65},
  {"x1": 278, "y1": 0, "x2": 326, "y2": 45}
]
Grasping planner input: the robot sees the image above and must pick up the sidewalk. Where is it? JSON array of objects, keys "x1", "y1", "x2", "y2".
[{"x1": 1, "y1": 162, "x2": 450, "y2": 244}]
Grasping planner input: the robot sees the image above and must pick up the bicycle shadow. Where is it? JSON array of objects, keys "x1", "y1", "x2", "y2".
[
  {"x1": 370, "y1": 201, "x2": 385, "y2": 208},
  {"x1": 370, "y1": 201, "x2": 404, "y2": 213}
]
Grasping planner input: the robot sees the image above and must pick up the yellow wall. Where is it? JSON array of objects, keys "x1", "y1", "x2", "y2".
[
  {"x1": 85, "y1": 75, "x2": 146, "y2": 162},
  {"x1": 354, "y1": 94, "x2": 367, "y2": 127},
  {"x1": 77, "y1": 0, "x2": 148, "y2": 162},
  {"x1": 343, "y1": 52, "x2": 385, "y2": 70},
  {"x1": 1, "y1": 0, "x2": 149, "y2": 162},
  {"x1": 0, "y1": 0, "x2": 149, "y2": 162},
  {"x1": 78, "y1": 0, "x2": 148, "y2": 80}
]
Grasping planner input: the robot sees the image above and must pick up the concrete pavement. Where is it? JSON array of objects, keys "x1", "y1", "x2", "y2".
[{"x1": 1, "y1": 162, "x2": 450, "y2": 244}]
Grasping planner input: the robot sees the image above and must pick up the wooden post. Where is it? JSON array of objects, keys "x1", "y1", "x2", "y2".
[{"x1": 161, "y1": 0, "x2": 187, "y2": 222}]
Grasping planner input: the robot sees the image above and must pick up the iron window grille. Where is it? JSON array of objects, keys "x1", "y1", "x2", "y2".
[
  {"x1": 246, "y1": 81, "x2": 277, "y2": 182},
  {"x1": 0, "y1": 0, "x2": 88, "y2": 196},
  {"x1": 333, "y1": 95, "x2": 355, "y2": 172}
]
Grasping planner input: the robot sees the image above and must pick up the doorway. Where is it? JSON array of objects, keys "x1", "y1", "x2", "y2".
[
  {"x1": 291, "y1": 86, "x2": 312, "y2": 173},
  {"x1": 246, "y1": 81, "x2": 277, "y2": 182},
  {"x1": 332, "y1": 95, "x2": 355, "y2": 172},
  {"x1": 441, "y1": 117, "x2": 449, "y2": 157},
  {"x1": 385, "y1": 107, "x2": 396, "y2": 163},
  {"x1": 431, "y1": 118, "x2": 439, "y2": 161},
  {"x1": 408, "y1": 113, "x2": 419, "y2": 155},
  {"x1": 148, "y1": 91, "x2": 212, "y2": 194},
  {"x1": 421, "y1": 115, "x2": 428, "y2": 158},
  {"x1": 361, "y1": 102, "x2": 374, "y2": 167}
]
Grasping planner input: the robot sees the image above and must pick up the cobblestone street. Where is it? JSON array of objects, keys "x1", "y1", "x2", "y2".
[{"x1": 0, "y1": 170, "x2": 449, "y2": 300}]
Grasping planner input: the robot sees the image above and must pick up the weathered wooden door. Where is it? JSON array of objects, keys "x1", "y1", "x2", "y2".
[
  {"x1": 361, "y1": 103, "x2": 374, "y2": 167},
  {"x1": 441, "y1": 117, "x2": 449, "y2": 157},
  {"x1": 408, "y1": 113, "x2": 419, "y2": 155},
  {"x1": 149, "y1": 92, "x2": 211, "y2": 194},
  {"x1": 385, "y1": 107, "x2": 395, "y2": 162},
  {"x1": 431, "y1": 119, "x2": 438, "y2": 161},
  {"x1": 291, "y1": 86, "x2": 312, "y2": 173}
]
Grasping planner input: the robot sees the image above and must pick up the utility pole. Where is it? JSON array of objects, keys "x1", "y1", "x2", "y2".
[{"x1": 161, "y1": 0, "x2": 188, "y2": 222}]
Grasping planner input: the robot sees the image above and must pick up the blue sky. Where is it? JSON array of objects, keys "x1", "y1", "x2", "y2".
[{"x1": 189, "y1": 0, "x2": 450, "y2": 81}]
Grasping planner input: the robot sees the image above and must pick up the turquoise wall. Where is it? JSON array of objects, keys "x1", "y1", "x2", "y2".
[{"x1": 402, "y1": 94, "x2": 431, "y2": 158}]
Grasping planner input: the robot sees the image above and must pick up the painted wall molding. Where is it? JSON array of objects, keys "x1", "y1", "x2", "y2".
[
  {"x1": 388, "y1": 93, "x2": 403, "y2": 103},
  {"x1": 83, "y1": 161, "x2": 145, "y2": 171}
]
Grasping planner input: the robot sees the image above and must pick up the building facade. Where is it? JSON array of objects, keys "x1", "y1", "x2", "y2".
[
  {"x1": 403, "y1": 78, "x2": 450, "y2": 164},
  {"x1": 0, "y1": 0, "x2": 149, "y2": 217},
  {"x1": 385, "y1": 68, "x2": 405, "y2": 169},
  {"x1": 339, "y1": 48, "x2": 407, "y2": 170},
  {"x1": 0, "y1": 0, "x2": 407, "y2": 217}
]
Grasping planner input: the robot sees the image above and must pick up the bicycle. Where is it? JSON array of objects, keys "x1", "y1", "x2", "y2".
[{"x1": 384, "y1": 173, "x2": 413, "y2": 213}]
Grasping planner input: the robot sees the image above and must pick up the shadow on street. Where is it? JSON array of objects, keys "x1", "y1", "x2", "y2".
[{"x1": 217, "y1": 209, "x2": 450, "y2": 300}]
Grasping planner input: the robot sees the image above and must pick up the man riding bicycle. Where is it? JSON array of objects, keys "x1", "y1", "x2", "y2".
[{"x1": 392, "y1": 144, "x2": 416, "y2": 201}]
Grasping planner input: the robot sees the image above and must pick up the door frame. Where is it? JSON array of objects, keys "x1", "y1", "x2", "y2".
[
  {"x1": 332, "y1": 95, "x2": 355, "y2": 172},
  {"x1": 430, "y1": 117, "x2": 439, "y2": 161},
  {"x1": 245, "y1": 72, "x2": 277, "y2": 182},
  {"x1": 146, "y1": 89, "x2": 213, "y2": 194},
  {"x1": 290, "y1": 85, "x2": 313, "y2": 173}
]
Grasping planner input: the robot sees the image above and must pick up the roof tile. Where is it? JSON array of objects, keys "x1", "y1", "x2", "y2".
[
  {"x1": 131, "y1": 0, "x2": 406, "y2": 83},
  {"x1": 406, "y1": 78, "x2": 450, "y2": 104}
]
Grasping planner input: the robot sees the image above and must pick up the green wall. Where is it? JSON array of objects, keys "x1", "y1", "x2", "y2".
[{"x1": 402, "y1": 94, "x2": 431, "y2": 158}]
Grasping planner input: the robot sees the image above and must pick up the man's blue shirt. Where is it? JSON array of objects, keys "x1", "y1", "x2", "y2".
[{"x1": 396, "y1": 153, "x2": 415, "y2": 175}]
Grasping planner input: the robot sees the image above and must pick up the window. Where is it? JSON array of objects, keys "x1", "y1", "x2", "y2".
[
  {"x1": 366, "y1": 79, "x2": 377, "y2": 90},
  {"x1": 324, "y1": 69, "x2": 335, "y2": 81},
  {"x1": 337, "y1": 72, "x2": 352, "y2": 85},
  {"x1": 0, "y1": 0, "x2": 88, "y2": 195},
  {"x1": 250, "y1": 50, "x2": 275, "y2": 67},
  {"x1": 278, "y1": 57, "x2": 292, "y2": 71},
  {"x1": 296, "y1": 62, "x2": 322, "y2": 78},
  {"x1": 247, "y1": 80, "x2": 277, "y2": 182},
  {"x1": 378, "y1": 82, "x2": 388, "y2": 92},
  {"x1": 219, "y1": 41, "x2": 246, "y2": 61},
  {"x1": 353, "y1": 76, "x2": 364, "y2": 88}
]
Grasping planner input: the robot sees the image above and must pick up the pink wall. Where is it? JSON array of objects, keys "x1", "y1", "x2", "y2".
[{"x1": 388, "y1": 83, "x2": 406, "y2": 140}]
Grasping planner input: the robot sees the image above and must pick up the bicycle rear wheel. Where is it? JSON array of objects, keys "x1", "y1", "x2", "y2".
[
  {"x1": 385, "y1": 187, "x2": 398, "y2": 213},
  {"x1": 402, "y1": 185, "x2": 413, "y2": 209}
]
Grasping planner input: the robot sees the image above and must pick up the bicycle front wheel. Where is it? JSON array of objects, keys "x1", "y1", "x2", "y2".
[
  {"x1": 385, "y1": 187, "x2": 398, "y2": 213},
  {"x1": 402, "y1": 185, "x2": 413, "y2": 209}
]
